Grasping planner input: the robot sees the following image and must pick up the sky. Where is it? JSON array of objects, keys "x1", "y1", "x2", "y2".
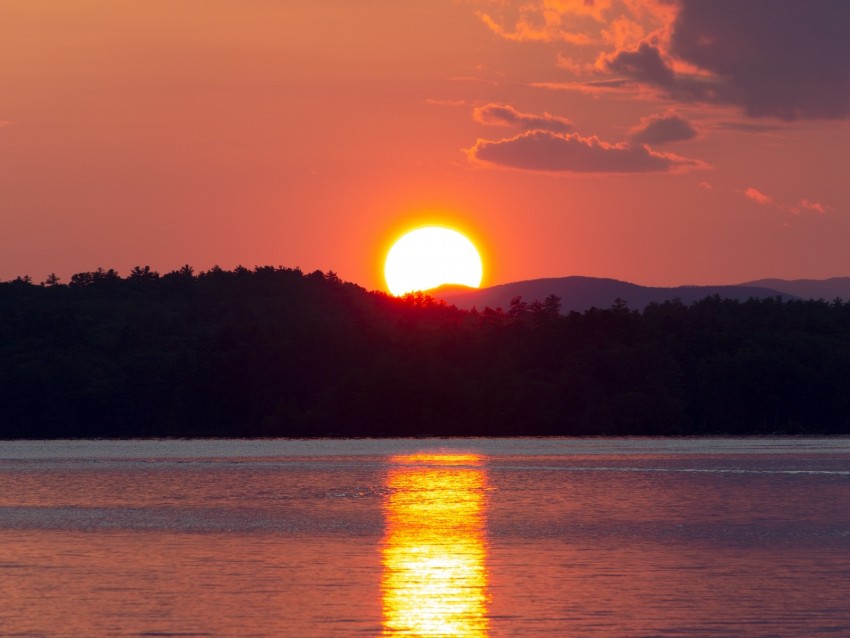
[{"x1": 2, "y1": 0, "x2": 849, "y2": 291}]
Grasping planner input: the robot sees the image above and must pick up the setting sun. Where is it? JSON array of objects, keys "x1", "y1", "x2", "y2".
[{"x1": 384, "y1": 227, "x2": 483, "y2": 296}]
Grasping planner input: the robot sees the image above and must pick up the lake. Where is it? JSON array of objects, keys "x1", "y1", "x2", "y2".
[{"x1": 0, "y1": 438, "x2": 848, "y2": 636}]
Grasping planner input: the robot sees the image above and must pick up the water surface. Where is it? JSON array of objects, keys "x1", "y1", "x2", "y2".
[{"x1": 0, "y1": 438, "x2": 848, "y2": 636}]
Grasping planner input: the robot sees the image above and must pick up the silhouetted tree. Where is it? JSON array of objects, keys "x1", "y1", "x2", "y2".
[
  {"x1": 1, "y1": 266, "x2": 850, "y2": 438},
  {"x1": 129, "y1": 265, "x2": 159, "y2": 280}
]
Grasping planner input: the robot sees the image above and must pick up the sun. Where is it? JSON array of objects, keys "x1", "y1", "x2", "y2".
[{"x1": 384, "y1": 226, "x2": 483, "y2": 296}]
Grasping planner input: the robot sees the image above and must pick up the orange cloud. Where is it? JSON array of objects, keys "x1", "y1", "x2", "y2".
[
  {"x1": 745, "y1": 190, "x2": 834, "y2": 215},
  {"x1": 467, "y1": 130, "x2": 705, "y2": 173},
  {"x1": 744, "y1": 187, "x2": 773, "y2": 206},
  {"x1": 475, "y1": 8, "x2": 595, "y2": 44},
  {"x1": 471, "y1": 0, "x2": 674, "y2": 49},
  {"x1": 602, "y1": 15, "x2": 646, "y2": 50},
  {"x1": 800, "y1": 200, "x2": 827, "y2": 214},
  {"x1": 791, "y1": 199, "x2": 833, "y2": 215},
  {"x1": 472, "y1": 0, "x2": 614, "y2": 44}
]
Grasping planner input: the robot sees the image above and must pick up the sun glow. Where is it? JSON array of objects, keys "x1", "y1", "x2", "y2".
[
  {"x1": 384, "y1": 226, "x2": 483, "y2": 296},
  {"x1": 381, "y1": 454, "x2": 489, "y2": 637}
]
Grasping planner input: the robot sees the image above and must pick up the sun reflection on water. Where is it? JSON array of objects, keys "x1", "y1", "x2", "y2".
[{"x1": 381, "y1": 454, "x2": 489, "y2": 637}]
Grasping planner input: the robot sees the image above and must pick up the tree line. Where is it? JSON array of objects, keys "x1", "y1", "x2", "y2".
[{"x1": 2, "y1": 265, "x2": 850, "y2": 438}]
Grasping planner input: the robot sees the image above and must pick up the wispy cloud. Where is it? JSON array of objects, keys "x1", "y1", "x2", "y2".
[
  {"x1": 791, "y1": 199, "x2": 832, "y2": 215},
  {"x1": 529, "y1": 80, "x2": 633, "y2": 95},
  {"x1": 472, "y1": 0, "x2": 612, "y2": 44},
  {"x1": 745, "y1": 187, "x2": 774, "y2": 206},
  {"x1": 425, "y1": 98, "x2": 468, "y2": 107},
  {"x1": 473, "y1": 103, "x2": 574, "y2": 133},
  {"x1": 475, "y1": 9, "x2": 597, "y2": 44},
  {"x1": 744, "y1": 188, "x2": 834, "y2": 215},
  {"x1": 467, "y1": 130, "x2": 706, "y2": 174}
]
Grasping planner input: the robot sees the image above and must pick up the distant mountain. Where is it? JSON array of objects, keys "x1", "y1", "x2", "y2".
[
  {"x1": 740, "y1": 278, "x2": 850, "y2": 301},
  {"x1": 435, "y1": 276, "x2": 795, "y2": 314}
]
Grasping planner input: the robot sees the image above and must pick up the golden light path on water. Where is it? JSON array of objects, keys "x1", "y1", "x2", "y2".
[{"x1": 381, "y1": 454, "x2": 489, "y2": 637}]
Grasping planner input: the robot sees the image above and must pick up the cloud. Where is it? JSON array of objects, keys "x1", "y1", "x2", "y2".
[
  {"x1": 597, "y1": 39, "x2": 734, "y2": 105},
  {"x1": 601, "y1": 41, "x2": 676, "y2": 86},
  {"x1": 476, "y1": 1, "x2": 850, "y2": 119},
  {"x1": 744, "y1": 189, "x2": 833, "y2": 215},
  {"x1": 629, "y1": 111, "x2": 698, "y2": 144},
  {"x1": 714, "y1": 121, "x2": 788, "y2": 133},
  {"x1": 546, "y1": 0, "x2": 850, "y2": 120},
  {"x1": 669, "y1": 0, "x2": 850, "y2": 119},
  {"x1": 472, "y1": 103, "x2": 574, "y2": 133},
  {"x1": 473, "y1": 0, "x2": 613, "y2": 44},
  {"x1": 476, "y1": 9, "x2": 597, "y2": 44},
  {"x1": 791, "y1": 199, "x2": 833, "y2": 215},
  {"x1": 581, "y1": 79, "x2": 631, "y2": 89},
  {"x1": 467, "y1": 130, "x2": 705, "y2": 173},
  {"x1": 529, "y1": 79, "x2": 633, "y2": 95},
  {"x1": 745, "y1": 187, "x2": 773, "y2": 206},
  {"x1": 426, "y1": 98, "x2": 468, "y2": 107},
  {"x1": 799, "y1": 200, "x2": 827, "y2": 214}
]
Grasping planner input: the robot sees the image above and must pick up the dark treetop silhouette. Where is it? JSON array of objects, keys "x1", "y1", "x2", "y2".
[{"x1": 2, "y1": 265, "x2": 850, "y2": 438}]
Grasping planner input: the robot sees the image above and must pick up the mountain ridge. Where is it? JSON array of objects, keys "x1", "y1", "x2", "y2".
[
  {"x1": 434, "y1": 275, "x2": 810, "y2": 314},
  {"x1": 739, "y1": 277, "x2": 850, "y2": 301}
]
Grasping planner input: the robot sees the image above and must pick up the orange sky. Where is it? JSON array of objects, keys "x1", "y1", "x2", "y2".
[{"x1": 2, "y1": 0, "x2": 849, "y2": 291}]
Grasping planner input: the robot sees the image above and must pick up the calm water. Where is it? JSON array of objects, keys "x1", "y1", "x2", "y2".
[{"x1": 0, "y1": 438, "x2": 848, "y2": 637}]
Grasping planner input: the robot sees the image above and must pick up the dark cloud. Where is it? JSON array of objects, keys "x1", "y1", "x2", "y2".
[
  {"x1": 630, "y1": 112, "x2": 698, "y2": 144},
  {"x1": 595, "y1": 1, "x2": 850, "y2": 120},
  {"x1": 473, "y1": 103, "x2": 573, "y2": 133},
  {"x1": 583, "y1": 79, "x2": 632, "y2": 89},
  {"x1": 671, "y1": 0, "x2": 850, "y2": 119},
  {"x1": 529, "y1": 80, "x2": 633, "y2": 95},
  {"x1": 467, "y1": 130, "x2": 705, "y2": 173},
  {"x1": 714, "y1": 121, "x2": 788, "y2": 133},
  {"x1": 599, "y1": 40, "x2": 734, "y2": 105},
  {"x1": 602, "y1": 42, "x2": 676, "y2": 87}
]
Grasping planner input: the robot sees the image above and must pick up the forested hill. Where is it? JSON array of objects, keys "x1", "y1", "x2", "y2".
[{"x1": 3, "y1": 266, "x2": 850, "y2": 438}]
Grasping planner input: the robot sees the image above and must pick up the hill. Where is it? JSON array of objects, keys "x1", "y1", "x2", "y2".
[
  {"x1": 436, "y1": 276, "x2": 794, "y2": 313},
  {"x1": 740, "y1": 278, "x2": 850, "y2": 301}
]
